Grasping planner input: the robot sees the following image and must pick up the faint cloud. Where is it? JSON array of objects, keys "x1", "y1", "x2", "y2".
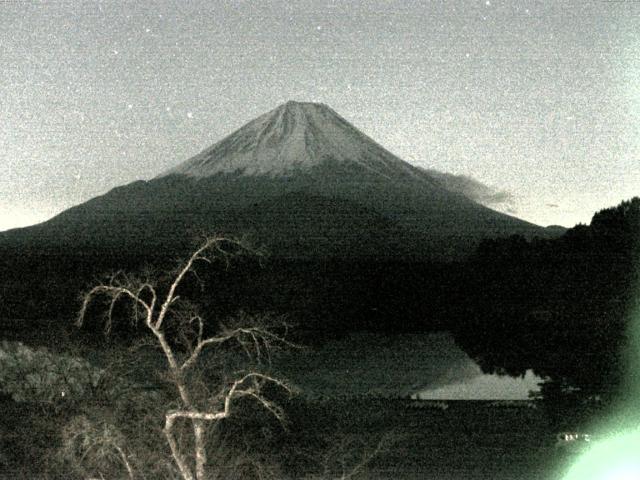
[{"x1": 423, "y1": 169, "x2": 516, "y2": 211}]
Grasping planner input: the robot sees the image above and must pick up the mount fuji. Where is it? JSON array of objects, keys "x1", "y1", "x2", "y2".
[
  {"x1": 1, "y1": 101, "x2": 548, "y2": 260},
  {"x1": 163, "y1": 100, "x2": 436, "y2": 180}
]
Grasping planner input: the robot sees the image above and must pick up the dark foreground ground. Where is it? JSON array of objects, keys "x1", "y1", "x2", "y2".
[
  {"x1": 1, "y1": 395, "x2": 585, "y2": 480},
  {"x1": 297, "y1": 398, "x2": 578, "y2": 480}
]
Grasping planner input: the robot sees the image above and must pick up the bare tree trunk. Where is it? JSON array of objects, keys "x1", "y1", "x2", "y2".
[
  {"x1": 153, "y1": 326, "x2": 207, "y2": 480},
  {"x1": 164, "y1": 415, "x2": 195, "y2": 480},
  {"x1": 194, "y1": 420, "x2": 207, "y2": 480},
  {"x1": 114, "y1": 444, "x2": 136, "y2": 480}
]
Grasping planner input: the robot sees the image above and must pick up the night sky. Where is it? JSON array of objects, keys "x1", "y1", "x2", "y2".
[{"x1": 2, "y1": 0, "x2": 639, "y2": 231}]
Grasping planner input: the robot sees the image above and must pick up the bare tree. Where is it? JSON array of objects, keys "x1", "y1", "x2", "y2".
[{"x1": 77, "y1": 236, "x2": 297, "y2": 480}]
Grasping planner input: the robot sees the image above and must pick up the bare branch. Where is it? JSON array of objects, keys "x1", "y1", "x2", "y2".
[
  {"x1": 106, "y1": 290, "x2": 125, "y2": 336},
  {"x1": 113, "y1": 444, "x2": 135, "y2": 480},
  {"x1": 163, "y1": 371, "x2": 293, "y2": 480},
  {"x1": 306, "y1": 431, "x2": 395, "y2": 480},
  {"x1": 136, "y1": 282, "x2": 157, "y2": 325},
  {"x1": 169, "y1": 373, "x2": 293, "y2": 425},
  {"x1": 180, "y1": 321, "x2": 300, "y2": 372},
  {"x1": 163, "y1": 414, "x2": 195, "y2": 480},
  {"x1": 224, "y1": 372, "x2": 295, "y2": 419},
  {"x1": 77, "y1": 284, "x2": 153, "y2": 333},
  {"x1": 340, "y1": 435, "x2": 387, "y2": 480},
  {"x1": 155, "y1": 236, "x2": 247, "y2": 330}
]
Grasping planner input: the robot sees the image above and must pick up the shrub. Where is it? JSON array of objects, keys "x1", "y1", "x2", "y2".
[
  {"x1": 59, "y1": 415, "x2": 135, "y2": 479},
  {"x1": 0, "y1": 340, "x2": 102, "y2": 406}
]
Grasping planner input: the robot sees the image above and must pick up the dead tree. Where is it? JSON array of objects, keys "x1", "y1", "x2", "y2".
[{"x1": 77, "y1": 236, "x2": 296, "y2": 480}]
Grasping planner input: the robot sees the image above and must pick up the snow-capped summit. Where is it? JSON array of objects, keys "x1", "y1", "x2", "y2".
[{"x1": 161, "y1": 101, "x2": 424, "y2": 180}]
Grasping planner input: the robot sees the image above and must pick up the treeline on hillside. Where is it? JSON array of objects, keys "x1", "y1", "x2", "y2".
[{"x1": 452, "y1": 197, "x2": 640, "y2": 400}]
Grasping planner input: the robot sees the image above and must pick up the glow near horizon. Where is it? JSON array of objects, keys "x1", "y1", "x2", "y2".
[{"x1": 0, "y1": 206, "x2": 57, "y2": 232}]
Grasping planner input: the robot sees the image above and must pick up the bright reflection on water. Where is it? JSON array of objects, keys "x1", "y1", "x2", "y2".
[{"x1": 415, "y1": 369, "x2": 542, "y2": 400}]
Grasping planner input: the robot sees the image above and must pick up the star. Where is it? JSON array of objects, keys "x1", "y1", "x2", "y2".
[{"x1": 187, "y1": 112, "x2": 193, "y2": 119}]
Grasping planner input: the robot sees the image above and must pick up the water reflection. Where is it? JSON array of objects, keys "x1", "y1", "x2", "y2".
[
  {"x1": 414, "y1": 368, "x2": 543, "y2": 400},
  {"x1": 278, "y1": 332, "x2": 544, "y2": 399}
]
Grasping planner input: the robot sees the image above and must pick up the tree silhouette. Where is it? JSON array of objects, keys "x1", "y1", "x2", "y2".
[
  {"x1": 453, "y1": 197, "x2": 640, "y2": 402},
  {"x1": 77, "y1": 236, "x2": 297, "y2": 480}
]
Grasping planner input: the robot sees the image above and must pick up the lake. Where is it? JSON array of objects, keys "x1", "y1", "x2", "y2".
[{"x1": 278, "y1": 332, "x2": 545, "y2": 399}]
